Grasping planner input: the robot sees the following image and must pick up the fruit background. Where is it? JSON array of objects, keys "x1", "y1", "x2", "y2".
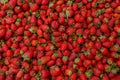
[{"x1": 0, "y1": 0, "x2": 120, "y2": 80}]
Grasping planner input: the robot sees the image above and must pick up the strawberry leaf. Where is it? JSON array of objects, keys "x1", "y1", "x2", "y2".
[{"x1": 0, "y1": 0, "x2": 8, "y2": 4}]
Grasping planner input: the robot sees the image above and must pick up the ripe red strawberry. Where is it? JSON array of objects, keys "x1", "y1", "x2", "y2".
[
  {"x1": 51, "y1": 21, "x2": 59, "y2": 29},
  {"x1": 102, "y1": 41, "x2": 112, "y2": 48},
  {"x1": 100, "y1": 24, "x2": 109, "y2": 33},
  {"x1": 40, "y1": 56, "x2": 50, "y2": 64},
  {"x1": 5, "y1": 30, "x2": 12, "y2": 40},
  {"x1": 61, "y1": 42, "x2": 68, "y2": 51},
  {"x1": 41, "y1": 24, "x2": 49, "y2": 32},
  {"x1": 30, "y1": 4, "x2": 39, "y2": 12},
  {"x1": 41, "y1": 70, "x2": 50, "y2": 78},
  {"x1": 79, "y1": 74, "x2": 87, "y2": 80},
  {"x1": 50, "y1": 66, "x2": 61, "y2": 77},
  {"x1": 16, "y1": 71, "x2": 23, "y2": 79},
  {"x1": 42, "y1": 0, "x2": 49, "y2": 5},
  {"x1": 102, "y1": 74, "x2": 111, "y2": 80},
  {"x1": 16, "y1": 27, "x2": 24, "y2": 35},
  {"x1": 6, "y1": 50, "x2": 13, "y2": 57},
  {"x1": 0, "y1": 29, "x2": 6, "y2": 38},
  {"x1": 74, "y1": 14, "x2": 84, "y2": 23},
  {"x1": 90, "y1": 76, "x2": 99, "y2": 80},
  {"x1": 77, "y1": 37, "x2": 84, "y2": 44}
]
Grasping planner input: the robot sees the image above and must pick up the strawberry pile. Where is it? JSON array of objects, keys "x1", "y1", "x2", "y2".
[{"x1": 0, "y1": 0, "x2": 120, "y2": 80}]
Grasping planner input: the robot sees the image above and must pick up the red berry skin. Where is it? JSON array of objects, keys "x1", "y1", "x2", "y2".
[
  {"x1": 97, "y1": 63, "x2": 104, "y2": 71},
  {"x1": 42, "y1": 70, "x2": 50, "y2": 78},
  {"x1": 80, "y1": 74, "x2": 87, "y2": 80},
  {"x1": 0, "y1": 75, "x2": 5, "y2": 80},
  {"x1": 41, "y1": 25, "x2": 49, "y2": 32},
  {"x1": 61, "y1": 42, "x2": 68, "y2": 51},
  {"x1": 42, "y1": 0, "x2": 49, "y2": 5},
  {"x1": 70, "y1": 73, "x2": 77, "y2": 80},
  {"x1": 9, "y1": 0, "x2": 17, "y2": 8},
  {"x1": 51, "y1": 21, "x2": 59, "y2": 29},
  {"x1": 90, "y1": 76, "x2": 99, "y2": 80},
  {"x1": 0, "y1": 29, "x2": 6, "y2": 38},
  {"x1": 22, "y1": 3, "x2": 29, "y2": 11},
  {"x1": 16, "y1": 70, "x2": 24, "y2": 79},
  {"x1": 102, "y1": 74, "x2": 109, "y2": 80},
  {"x1": 6, "y1": 50, "x2": 13, "y2": 57},
  {"x1": 74, "y1": 14, "x2": 84, "y2": 23},
  {"x1": 77, "y1": 37, "x2": 84, "y2": 44},
  {"x1": 16, "y1": 27, "x2": 24, "y2": 35},
  {"x1": 102, "y1": 41, "x2": 112, "y2": 48},
  {"x1": 50, "y1": 67, "x2": 61, "y2": 77},
  {"x1": 5, "y1": 30, "x2": 12, "y2": 40},
  {"x1": 117, "y1": 60, "x2": 120, "y2": 67},
  {"x1": 30, "y1": 4, "x2": 39, "y2": 12},
  {"x1": 35, "y1": 0, "x2": 42, "y2": 4},
  {"x1": 100, "y1": 24, "x2": 109, "y2": 33},
  {"x1": 93, "y1": 68, "x2": 101, "y2": 76}
]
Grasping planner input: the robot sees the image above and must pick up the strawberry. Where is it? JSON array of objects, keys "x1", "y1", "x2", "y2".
[
  {"x1": 100, "y1": 24, "x2": 109, "y2": 33},
  {"x1": 41, "y1": 70, "x2": 50, "y2": 78},
  {"x1": 74, "y1": 14, "x2": 84, "y2": 23},
  {"x1": 80, "y1": 74, "x2": 87, "y2": 80},
  {"x1": 39, "y1": 56, "x2": 50, "y2": 64},
  {"x1": 5, "y1": 30, "x2": 12, "y2": 40},
  {"x1": 16, "y1": 27, "x2": 24, "y2": 35},
  {"x1": 16, "y1": 70, "x2": 24, "y2": 79},
  {"x1": 30, "y1": 4, "x2": 39, "y2": 12},
  {"x1": 61, "y1": 42, "x2": 68, "y2": 51},
  {"x1": 51, "y1": 21, "x2": 59, "y2": 29},
  {"x1": 0, "y1": 29, "x2": 6, "y2": 38}
]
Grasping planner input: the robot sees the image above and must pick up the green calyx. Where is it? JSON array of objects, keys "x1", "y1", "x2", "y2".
[
  {"x1": 62, "y1": 56, "x2": 68, "y2": 61},
  {"x1": 11, "y1": 46, "x2": 16, "y2": 51},
  {"x1": 26, "y1": 42, "x2": 31, "y2": 46},
  {"x1": 35, "y1": 73, "x2": 41, "y2": 80},
  {"x1": 16, "y1": 18, "x2": 21, "y2": 22},
  {"x1": 74, "y1": 58, "x2": 80, "y2": 63},
  {"x1": 85, "y1": 69, "x2": 93, "y2": 78},
  {"x1": 50, "y1": 45, "x2": 55, "y2": 50},
  {"x1": 67, "y1": 70, "x2": 72, "y2": 76},
  {"x1": 73, "y1": 64, "x2": 77, "y2": 69},
  {"x1": 29, "y1": 27, "x2": 37, "y2": 34},
  {"x1": 107, "y1": 60, "x2": 113, "y2": 65},
  {"x1": 65, "y1": 10, "x2": 70, "y2": 19},
  {"x1": 105, "y1": 66, "x2": 112, "y2": 73},
  {"x1": 0, "y1": 41, "x2": 5, "y2": 46},
  {"x1": 51, "y1": 35, "x2": 55, "y2": 45},
  {"x1": 20, "y1": 50, "x2": 24, "y2": 55},
  {"x1": 53, "y1": 53, "x2": 58, "y2": 57},
  {"x1": 78, "y1": 2, "x2": 83, "y2": 8},
  {"x1": 111, "y1": 67, "x2": 119, "y2": 74},
  {"x1": 84, "y1": 50, "x2": 90, "y2": 56},
  {"x1": 35, "y1": 11, "x2": 40, "y2": 18},
  {"x1": 88, "y1": 0, "x2": 92, "y2": 2},
  {"x1": 38, "y1": 59, "x2": 42, "y2": 65},
  {"x1": 0, "y1": 0, "x2": 8, "y2": 4},
  {"x1": 22, "y1": 55, "x2": 30, "y2": 61},
  {"x1": 67, "y1": 0, "x2": 73, "y2": 6}
]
